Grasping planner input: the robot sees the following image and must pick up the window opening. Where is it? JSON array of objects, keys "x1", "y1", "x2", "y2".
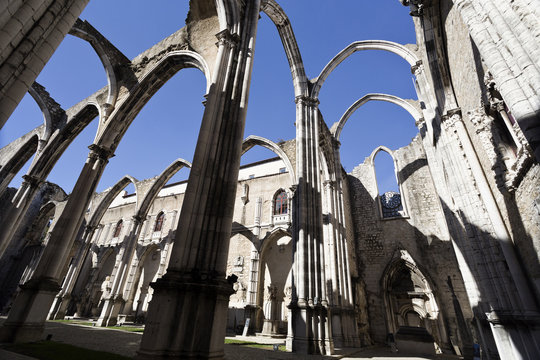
[
  {"x1": 113, "y1": 220, "x2": 123, "y2": 238},
  {"x1": 374, "y1": 150, "x2": 403, "y2": 218},
  {"x1": 154, "y1": 212, "x2": 165, "y2": 232},
  {"x1": 274, "y1": 190, "x2": 288, "y2": 215}
]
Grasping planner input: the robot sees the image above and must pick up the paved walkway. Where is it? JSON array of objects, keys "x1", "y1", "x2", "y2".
[{"x1": 0, "y1": 319, "x2": 462, "y2": 359}]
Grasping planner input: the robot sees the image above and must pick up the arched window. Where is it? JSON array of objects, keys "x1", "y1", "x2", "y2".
[
  {"x1": 374, "y1": 149, "x2": 404, "y2": 218},
  {"x1": 274, "y1": 190, "x2": 288, "y2": 215},
  {"x1": 113, "y1": 220, "x2": 123, "y2": 238},
  {"x1": 154, "y1": 212, "x2": 165, "y2": 232}
]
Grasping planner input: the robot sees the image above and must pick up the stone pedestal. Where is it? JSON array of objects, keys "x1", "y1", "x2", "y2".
[
  {"x1": 0, "y1": 278, "x2": 60, "y2": 343},
  {"x1": 136, "y1": 271, "x2": 234, "y2": 359}
]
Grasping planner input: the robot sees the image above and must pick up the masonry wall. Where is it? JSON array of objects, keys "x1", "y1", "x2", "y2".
[{"x1": 347, "y1": 135, "x2": 473, "y2": 349}]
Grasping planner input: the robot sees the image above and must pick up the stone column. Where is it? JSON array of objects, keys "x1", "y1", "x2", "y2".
[
  {"x1": 136, "y1": 2, "x2": 261, "y2": 359},
  {"x1": 96, "y1": 215, "x2": 144, "y2": 326},
  {"x1": 0, "y1": 144, "x2": 113, "y2": 343},
  {"x1": 0, "y1": 0, "x2": 89, "y2": 128},
  {"x1": 437, "y1": 111, "x2": 540, "y2": 359},
  {"x1": 0, "y1": 175, "x2": 44, "y2": 258},
  {"x1": 287, "y1": 96, "x2": 333, "y2": 355},
  {"x1": 48, "y1": 224, "x2": 99, "y2": 320},
  {"x1": 454, "y1": 0, "x2": 540, "y2": 161}
]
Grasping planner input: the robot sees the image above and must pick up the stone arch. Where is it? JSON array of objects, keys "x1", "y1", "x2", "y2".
[
  {"x1": 332, "y1": 93, "x2": 423, "y2": 141},
  {"x1": 135, "y1": 158, "x2": 192, "y2": 220},
  {"x1": 28, "y1": 82, "x2": 66, "y2": 142},
  {"x1": 130, "y1": 243, "x2": 162, "y2": 320},
  {"x1": 381, "y1": 251, "x2": 442, "y2": 340},
  {"x1": 260, "y1": 0, "x2": 309, "y2": 97},
  {"x1": 257, "y1": 226, "x2": 293, "y2": 335},
  {"x1": 241, "y1": 135, "x2": 295, "y2": 183},
  {"x1": 87, "y1": 175, "x2": 139, "y2": 229},
  {"x1": 96, "y1": 50, "x2": 210, "y2": 150},
  {"x1": 311, "y1": 40, "x2": 420, "y2": 99},
  {"x1": 68, "y1": 19, "x2": 131, "y2": 120},
  {"x1": 369, "y1": 146, "x2": 407, "y2": 218},
  {"x1": 0, "y1": 134, "x2": 39, "y2": 195},
  {"x1": 27, "y1": 101, "x2": 100, "y2": 180}
]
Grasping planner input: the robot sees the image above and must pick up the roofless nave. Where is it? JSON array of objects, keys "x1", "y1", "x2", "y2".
[{"x1": 0, "y1": 1, "x2": 540, "y2": 359}]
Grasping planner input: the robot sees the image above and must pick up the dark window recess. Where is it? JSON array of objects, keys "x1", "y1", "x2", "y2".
[
  {"x1": 380, "y1": 191, "x2": 403, "y2": 218},
  {"x1": 154, "y1": 212, "x2": 165, "y2": 232},
  {"x1": 274, "y1": 191, "x2": 288, "y2": 215}
]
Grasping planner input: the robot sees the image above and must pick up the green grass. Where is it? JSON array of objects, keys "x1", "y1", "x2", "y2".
[
  {"x1": 52, "y1": 319, "x2": 145, "y2": 332},
  {"x1": 225, "y1": 339, "x2": 286, "y2": 351},
  {"x1": 107, "y1": 325, "x2": 145, "y2": 333},
  {"x1": 2, "y1": 341, "x2": 130, "y2": 360},
  {"x1": 52, "y1": 319, "x2": 94, "y2": 327}
]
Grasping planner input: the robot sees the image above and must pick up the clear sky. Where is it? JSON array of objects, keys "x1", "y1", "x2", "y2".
[{"x1": 1, "y1": 1, "x2": 418, "y2": 195}]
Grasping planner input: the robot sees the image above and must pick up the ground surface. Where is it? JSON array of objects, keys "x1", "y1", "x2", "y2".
[{"x1": 0, "y1": 319, "x2": 462, "y2": 359}]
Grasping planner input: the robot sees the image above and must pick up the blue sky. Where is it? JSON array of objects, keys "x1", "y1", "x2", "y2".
[{"x1": 1, "y1": 1, "x2": 418, "y2": 194}]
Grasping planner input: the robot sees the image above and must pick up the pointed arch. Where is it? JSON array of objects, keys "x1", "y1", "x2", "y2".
[
  {"x1": 28, "y1": 82, "x2": 66, "y2": 142},
  {"x1": 369, "y1": 146, "x2": 407, "y2": 218},
  {"x1": 332, "y1": 93, "x2": 423, "y2": 141},
  {"x1": 68, "y1": 19, "x2": 131, "y2": 119},
  {"x1": 96, "y1": 50, "x2": 210, "y2": 149},
  {"x1": 87, "y1": 175, "x2": 138, "y2": 229},
  {"x1": 0, "y1": 134, "x2": 39, "y2": 195},
  {"x1": 311, "y1": 40, "x2": 421, "y2": 99},
  {"x1": 27, "y1": 101, "x2": 100, "y2": 180},
  {"x1": 135, "y1": 158, "x2": 192, "y2": 220},
  {"x1": 261, "y1": 0, "x2": 309, "y2": 97},
  {"x1": 381, "y1": 251, "x2": 441, "y2": 336},
  {"x1": 241, "y1": 135, "x2": 295, "y2": 183}
]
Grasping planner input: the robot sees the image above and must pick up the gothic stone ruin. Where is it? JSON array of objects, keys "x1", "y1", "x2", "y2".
[{"x1": 0, "y1": 1, "x2": 540, "y2": 359}]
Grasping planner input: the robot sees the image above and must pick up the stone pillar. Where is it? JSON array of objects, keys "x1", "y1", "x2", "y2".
[
  {"x1": 437, "y1": 111, "x2": 540, "y2": 359},
  {"x1": 48, "y1": 224, "x2": 98, "y2": 320},
  {"x1": 454, "y1": 0, "x2": 540, "y2": 161},
  {"x1": 0, "y1": 144, "x2": 113, "y2": 343},
  {"x1": 96, "y1": 215, "x2": 144, "y2": 327},
  {"x1": 0, "y1": 175, "x2": 44, "y2": 258},
  {"x1": 135, "y1": 2, "x2": 261, "y2": 359},
  {"x1": 0, "y1": 0, "x2": 89, "y2": 128},
  {"x1": 287, "y1": 96, "x2": 333, "y2": 355}
]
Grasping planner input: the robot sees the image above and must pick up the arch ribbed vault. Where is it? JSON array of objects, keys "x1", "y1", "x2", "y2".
[
  {"x1": 136, "y1": 158, "x2": 192, "y2": 220},
  {"x1": 311, "y1": 40, "x2": 420, "y2": 99},
  {"x1": 332, "y1": 93, "x2": 422, "y2": 141},
  {"x1": 88, "y1": 175, "x2": 138, "y2": 229},
  {"x1": 241, "y1": 135, "x2": 295, "y2": 184}
]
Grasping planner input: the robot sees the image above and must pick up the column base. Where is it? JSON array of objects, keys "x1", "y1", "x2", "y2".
[
  {"x1": 135, "y1": 270, "x2": 235, "y2": 360},
  {"x1": 48, "y1": 294, "x2": 71, "y2": 320},
  {"x1": 287, "y1": 300, "x2": 334, "y2": 355},
  {"x1": 0, "y1": 278, "x2": 61, "y2": 343},
  {"x1": 96, "y1": 296, "x2": 125, "y2": 327}
]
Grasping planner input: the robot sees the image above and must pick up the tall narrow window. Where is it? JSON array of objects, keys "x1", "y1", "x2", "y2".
[
  {"x1": 154, "y1": 212, "x2": 165, "y2": 232},
  {"x1": 374, "y1": 149, "x2": 404, "y2": 218},
  {"x1": 274, "y1": 190, "x2": 288, "y2": 215},
  {"x1": 113, "y1": 220, "x2": 123, "y2": 238}
]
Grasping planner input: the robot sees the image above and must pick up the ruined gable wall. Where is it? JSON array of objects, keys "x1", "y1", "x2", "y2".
[{"x1": 347, "y1": 135, "x2": 472, "y2": 345}]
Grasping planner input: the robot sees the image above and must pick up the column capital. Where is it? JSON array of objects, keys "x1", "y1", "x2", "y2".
[
  {"x1": 215, "y1": 29, "x2": 240, "y2": 48},
  {"x1": 411, "y1": 60, "x2": 423, "y2": 75},
  {"x1": 132, "y1": 214, "x2": 144, "y2": 225},
  {"x1": 21, "y1": 174, "x2": 44, "y2": 188},
  {"x1": 323, "y1": 180, "x2": 335, "y2": 189},
  {"x1": 400, "y1": 0, "x2": 426, "y2": 17},
  {"x1": 441, "y1": 108, "x2": 463, "y2": 129},
  {"x1": 88, "y1": 144, "x2": 114, "y2": 161},
  {"x1": 295, "y1": 95, "x2": 319, "y2": 106}
]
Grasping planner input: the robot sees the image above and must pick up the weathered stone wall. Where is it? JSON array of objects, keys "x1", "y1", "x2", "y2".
[{"x1": 347, "y1": 135, "x2": 473, "y2": 348}]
